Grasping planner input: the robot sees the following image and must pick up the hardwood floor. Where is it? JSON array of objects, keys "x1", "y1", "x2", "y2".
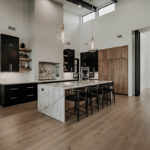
[{"x1": 1, "y1": 90, "x2": 150, "y2": 150}]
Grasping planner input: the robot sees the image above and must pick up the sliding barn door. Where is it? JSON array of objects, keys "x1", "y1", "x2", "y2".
[{"x1": 98, "y1": 46, "x2": 128, "y2": 95}]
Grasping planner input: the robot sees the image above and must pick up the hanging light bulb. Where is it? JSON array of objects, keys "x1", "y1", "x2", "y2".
[
  {"x1": 91, "y1": 0, "x2": 94, "y2": 50},
  {"x1": 78, "y1": 4, "x2": 81, "y2": 8},
  {"x1": 91, "y1": 36, "x2": 94, "y2": 50},
  {"x1": 61, "y1": 0, "x2": 65, "y2": 44},
  {"x1": 61, "y1": 24, "x2": 65, "y2": 44}
]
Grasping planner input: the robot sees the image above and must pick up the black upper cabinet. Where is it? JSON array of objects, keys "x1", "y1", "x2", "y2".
[
  {"x1": 81, "y1": 52, "x2": 89, "y2": 67},
  {"x1": 64, "y1": 49, "x2": 75, "y2": 72},
  {"x1": 0, "y1": 34, "x2": 19, "y2": 72},
  {"x1": 81, "y1": 51, "x2": 98, "y2": 72}
]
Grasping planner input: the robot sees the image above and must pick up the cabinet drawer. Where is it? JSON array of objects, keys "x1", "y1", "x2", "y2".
[
  {"x1": 25, "y1": 93, "x2": 37, "y2": 101},
  {"x1": 6, "y1": 97, "x2": 21, "y2": 106},
  {"x1": 23, "y1": 84, "x2": 37, "y2": 101},
  {"x1": 1, "y1": 83, "x2": 37, "y2": 106},
  {"x1": 5, "y1": 85, "x2": 21, "y2": 98},
  {"x1": 24, "y1": 84, "x2": 37, "y2": 90}
]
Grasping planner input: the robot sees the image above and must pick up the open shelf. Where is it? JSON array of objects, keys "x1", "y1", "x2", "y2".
[
  {"x1": 19, "y1": 68, "x2": 32, "y2": 72},
  {"x1": 19, "y1": 48, "x2": 32, "y2": 52},
  {"x1": 19, "y1": 47, "x2": 32, "y2": 72},
  {"x1": 19, "y1": 58, "x2": 32, "y2": 62}
]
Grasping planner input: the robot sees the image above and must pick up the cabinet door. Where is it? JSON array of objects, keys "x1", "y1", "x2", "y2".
[
  {"x1": 81, "y1": 52, "x2": 88, "y2": 67},
  {"x1": 103, "y1": 49, "x2": 112, "y2": 60},
  {"x1": 23, "y1": 84, "x2": 37, "y2": 101},
  {"x1": 112, "y1": 48, "x2": 122, "y2": 60},
  {"x1": 98, "y1": 61, "x2": 103, "y2": 80},
  {"x1": 120, "y1": 59, "x2": 128, "y2": 94},
  {"x1": 121, "y1": 46, "x2": 128, "y2": 59},
  {"x1": 89, "y1": 51, "x2": 98, "y2": 72},
  {"x1": 112, "y1": 60, "x2": 120, "y2": 93},
  {"x1": 102, "y1": 60, "x2": 112, "y2": 81},
  {"x1": 99, "y1": 50, "x2": 104, "y2": 60},
  {"x1": 4, "y1": 84, "x2": 22, "y2": 106},
  {"x1": 1, "y1": 34, "x2": 19, "y2": 72}
]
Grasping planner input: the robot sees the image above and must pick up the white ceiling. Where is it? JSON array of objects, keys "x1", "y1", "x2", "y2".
[
  {"x1": 84, "y1": 0, "x2": 111, "y2": 7},
  {"x1": 53, "y1": 0, "x2": 112, "y2": 15}
]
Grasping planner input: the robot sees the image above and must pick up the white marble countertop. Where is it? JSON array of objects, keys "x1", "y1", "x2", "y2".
[
  {"x1": 0, "y1": 79, "x2": 77, "y2": 85},
  {"x1": 40, "y1": 80, "x2": 112, "y2": 90}
]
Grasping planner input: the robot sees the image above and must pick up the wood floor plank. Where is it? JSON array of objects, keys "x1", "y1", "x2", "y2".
[{"x1": 0, "y1": 90, "x2": 150, "y2": 150}]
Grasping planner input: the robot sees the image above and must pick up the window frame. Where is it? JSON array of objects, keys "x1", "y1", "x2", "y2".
[
  {"x1": 82, "y1": 12, "x2": 96, "y2": 23},
  {"x1": 98, "y1": 3, "x2": 115, "y2": 17}
]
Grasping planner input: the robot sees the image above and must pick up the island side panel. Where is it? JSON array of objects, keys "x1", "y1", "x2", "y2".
[{"x1": 38, "y1": 84, "x2": 65, "y2": 122}]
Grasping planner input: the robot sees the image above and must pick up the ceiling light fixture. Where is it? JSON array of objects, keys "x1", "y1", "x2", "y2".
[
  {"x1": 61, "y1": 24, "x2": 65, "y2": 44},
  {"x1": 61, "y1": 0, "x2": 65, "y2": 44}
]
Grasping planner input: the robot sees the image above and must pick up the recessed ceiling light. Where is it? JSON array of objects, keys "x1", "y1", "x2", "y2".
[{"x1": 78, "y1": 4, "x2": 81, "y2": 8}]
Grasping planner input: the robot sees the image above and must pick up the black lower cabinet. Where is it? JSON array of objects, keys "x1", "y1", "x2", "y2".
[{"x1": 0, "y1": 83, "x2": 37, "y2": 107}]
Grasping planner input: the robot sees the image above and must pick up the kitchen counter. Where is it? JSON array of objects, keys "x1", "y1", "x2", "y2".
[
  {"x1": 0, "y1": 79, "x2": 77, "y2": 85},
  {"x1": 41, "y1": 80, "x2": 112, "y2": 90},
  {"x1": 38, "y1": 80, "x2": 112, "y2": 122}
]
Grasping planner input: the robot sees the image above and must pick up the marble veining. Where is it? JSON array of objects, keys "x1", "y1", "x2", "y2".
[
  {"x1": 38, "y1": 85, "x2": 65, "y2": 122},
  {"x1": 38, "y1": 80, "x2": 112, "y2": 122}
]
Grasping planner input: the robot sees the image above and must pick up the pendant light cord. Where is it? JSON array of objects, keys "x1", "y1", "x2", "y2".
[{"x1": 92, "y1": 0, "x2": 94, "y2": 39}]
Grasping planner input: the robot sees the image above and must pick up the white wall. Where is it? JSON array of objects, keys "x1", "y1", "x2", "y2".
[
  {"x1": 28, "y1": 0, "x2": 64, "y2": 81},
  {"x1": 64, "y1": 10, "x2": 81, "y2": 58},
  {"x1": 0, "y1": 0, "x2": 30, "y2": 82},
  {"x1": 140, "y1": 30, "x2": 150, "y2": 92},
  {"x1": 0, "y1": 0, "x2": 80, "y2": 82},
  {"x1": 80, "y1": 0, "x2": 150, "y2": 96},
  {"x1": 63, "y1": 10, "x2": 81, "y2": 79}
]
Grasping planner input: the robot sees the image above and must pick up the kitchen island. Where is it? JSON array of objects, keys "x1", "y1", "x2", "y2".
[{"x1": 38, "y1": 80, "x2": 112, "y2": 122}]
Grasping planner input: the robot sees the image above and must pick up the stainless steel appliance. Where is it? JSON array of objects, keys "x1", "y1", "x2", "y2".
[{"x1": 81, "y1": 67, "x2": 89, "y2": 80}]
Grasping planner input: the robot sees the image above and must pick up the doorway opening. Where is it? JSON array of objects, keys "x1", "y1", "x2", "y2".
[{"x1": 134, "y1": 27, "x2": 150, "y2": 96}]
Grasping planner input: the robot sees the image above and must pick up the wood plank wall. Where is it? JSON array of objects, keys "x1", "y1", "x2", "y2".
[{"x1": 98, "y1": 45, "x2": 128, "y2": 95}]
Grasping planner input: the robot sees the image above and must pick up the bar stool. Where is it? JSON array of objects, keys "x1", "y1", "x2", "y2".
[
  {"x1": 98, "y1": 84, "x2": 109, "y2": 108},
  {"x1": 65, "y1": 88, "x2": 88, "y2": 122},
  {"x1": 106, "y1": 82, "x2": 115, "y2": 104},
  {"x1": 87, "y1": 85, "x2": 100, "y2": 114}
]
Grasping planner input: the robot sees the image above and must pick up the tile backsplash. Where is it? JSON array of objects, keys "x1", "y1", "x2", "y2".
[{"x1": 0, "y1": 72, "x2": 29, "y2": 82}]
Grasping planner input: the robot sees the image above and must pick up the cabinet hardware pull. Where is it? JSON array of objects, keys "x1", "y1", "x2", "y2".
[
  {"x1": 10, "y1": 97, "x2": 19, "y2": 100},
  {"x1": 27, "y1": 87, "x2": 34, "y2": 89},
  {"x1": 27, "y1": 94, "x2": 34, "y2": 97},
  {"x1": 9, "y1": 88, "x2": 18, "y2": 91}
]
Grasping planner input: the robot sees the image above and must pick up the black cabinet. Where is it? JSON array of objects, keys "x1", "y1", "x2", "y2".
[
  {"x1": 81, "y1": 52, "x2": 89, "y2": 67},
  {"x1": 80, "y1": 51, "x2": 98, "y2": 72},
  {"x1": 0, "y1": 83, "x2": 37, "y2": 106},
  {"x1": 64, "y1": 49, "x2": 75, "y2": 72},
  {"x1": 0, "y1": 34, "x2": 19, "y2": 72}
]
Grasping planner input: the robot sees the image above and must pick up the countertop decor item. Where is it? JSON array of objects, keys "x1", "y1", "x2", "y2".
[
  {"x1": 20, "y1": 43, "x2": 25, "y2": 48},
  {"x1": 23, "y1": 52, "x2": 28, "y2": 58},
  {"x1": 19, "y1": 45, "x2": 32, "y2": 72}
]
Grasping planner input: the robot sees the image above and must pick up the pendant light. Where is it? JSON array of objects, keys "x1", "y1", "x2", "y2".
[
  {"x1": 61, "y1": 24, "x2": 65, "y2": 44},
  {"x1": 61, "y1": 0, "x2": 65, "y2": 44},
  {"x1": 91, "y1": 0, "x2": 94, "y2": 50}
]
